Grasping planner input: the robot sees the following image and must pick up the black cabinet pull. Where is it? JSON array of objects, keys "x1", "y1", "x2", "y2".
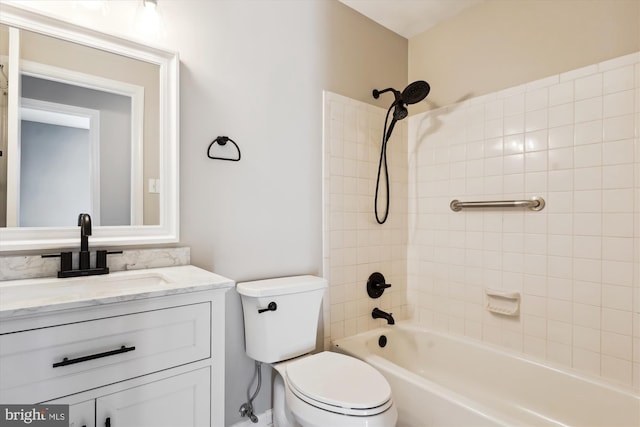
[
  {"x1": 105, "y1": 417, "x2": 111, "y2": 427},
  {"x1": 52, "y1": 345, "x2": 135, "y2": 368}
]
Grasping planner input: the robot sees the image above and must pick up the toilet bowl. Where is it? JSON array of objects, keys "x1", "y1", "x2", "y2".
[
  {"x1": 237, "y1": 276, "x2": 397, "y2": 427},
  {"x1": 274, "y1": 352, "x2": 396, "y2": 427}
]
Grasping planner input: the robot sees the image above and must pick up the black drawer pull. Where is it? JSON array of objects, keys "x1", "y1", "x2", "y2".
[
  {"x1": 52, "y1": 345, "x2": 136, "y2": 368},
  {"x1": 105, "y1": 417, "x2": 111, "y2": 427}
]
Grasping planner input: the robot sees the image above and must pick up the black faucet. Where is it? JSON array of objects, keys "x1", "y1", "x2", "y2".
[
  {"x1": 78, "y1": 213, "x2": 92, "y2": 270},
  {"x1": 372, "y1": 307, "x2": 395, "y2": 325},
  {"x1": 42, "y1": 213, "x2": 122, "y2": 278}
]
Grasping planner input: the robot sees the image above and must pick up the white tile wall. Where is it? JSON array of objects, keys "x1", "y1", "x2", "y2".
[
  {"x1": 323, "y1": 53, "x2": 639, "y2": 388},
  {"x1": 322, "y1": 92, "x2": 408, "y2": 349},
  {"x1": 407, "y1": 52, "x2": 640, "y2": 388}
]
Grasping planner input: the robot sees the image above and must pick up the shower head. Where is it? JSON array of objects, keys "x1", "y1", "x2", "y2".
[
  {"x1": 373, "y1": 80, "x2": 430, "y2": 105},
  {"x1": 372, "y1": 80, "x2": 430, "y2": 122},
  {"x1": 373, "y1": 79, "x2": 431, "y2": 225},
  {"x1": 401, "y1": 80, "x2": 430, "y2": 105}
]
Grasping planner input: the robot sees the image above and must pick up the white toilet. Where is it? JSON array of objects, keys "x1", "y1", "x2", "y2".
[{"x1": 237, "y1": 275, "x2": 397, "y2": 427}]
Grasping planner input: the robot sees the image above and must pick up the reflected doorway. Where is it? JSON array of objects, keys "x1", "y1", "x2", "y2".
[{"x1": 19, "y1": 98, "x2": 99, "y2": 226}]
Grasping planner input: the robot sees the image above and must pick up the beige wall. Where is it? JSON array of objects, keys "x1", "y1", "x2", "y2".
[
  {"x1": 323, "y1": 1, "x2": 408, "y2": 109},
  {"x1": 409, "y1": 0, "x2": 640, "y2": 113}
]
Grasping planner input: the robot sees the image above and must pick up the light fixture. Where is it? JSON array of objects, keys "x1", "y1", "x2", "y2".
[
  {"x1": 143, "y1": 0, "x2": 157, "y2": 10},
  {"x1": 135, "y1": 0, "x2": 165, "y2": 39}
]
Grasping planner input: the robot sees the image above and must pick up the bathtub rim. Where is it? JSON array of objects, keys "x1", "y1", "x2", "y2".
[
  {"x1": 334, "y1": 342, "x2": 520, "y2": 427},
  {"x1": 332, "y1": 321, "x2": 640, "y2": 399}
]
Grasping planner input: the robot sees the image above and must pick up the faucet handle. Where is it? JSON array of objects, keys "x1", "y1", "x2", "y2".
[
  {"x1": 367, "y1": 272, "x2": 391, "y2": 298},
  {"x1": 42, "y1": 252, "x2": 73, "y2": 275},
  {"x1": 96, "y1": 250, "x2": 123, "y2": 269}
]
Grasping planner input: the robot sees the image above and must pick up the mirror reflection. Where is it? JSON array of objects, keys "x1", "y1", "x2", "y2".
[
  {"x1": 2, "y1": 26, "x2": 161, "y2": 228},
  {"x1": 20, "y1": 76, "x2": 131, "y2": 226}
]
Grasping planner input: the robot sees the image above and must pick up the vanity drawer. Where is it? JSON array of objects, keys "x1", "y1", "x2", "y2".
[{"x1": 0, "y1": 302, "x2": 211, "y2": 403}]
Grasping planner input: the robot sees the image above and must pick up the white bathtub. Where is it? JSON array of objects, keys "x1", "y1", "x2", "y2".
[{"x1": 333, "y1": 323, "x2": 639, "y2": 427}]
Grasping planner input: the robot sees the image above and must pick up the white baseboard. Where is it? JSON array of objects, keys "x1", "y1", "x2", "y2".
[{"x1": 229, "y1": 409, "x2": 273, "y2": 427}]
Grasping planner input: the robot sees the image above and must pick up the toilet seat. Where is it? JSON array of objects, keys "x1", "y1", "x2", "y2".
[{"x1": 285, "y1": 352, "x2": 393, "y2": 417}]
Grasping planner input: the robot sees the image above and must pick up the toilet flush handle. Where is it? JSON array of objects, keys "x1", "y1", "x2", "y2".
[{"x1": 257, "y1": 302, "x2": 277, "y2": 313}]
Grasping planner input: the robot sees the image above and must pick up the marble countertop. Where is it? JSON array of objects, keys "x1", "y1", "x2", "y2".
[{"x1": 0, "y1": 265, "x2": 234, "y2": 319}]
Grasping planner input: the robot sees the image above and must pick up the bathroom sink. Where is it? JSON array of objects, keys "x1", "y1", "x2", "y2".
[
  {"x1": 0, "y1": 265, "x2": 234, "y2": 318},
  {"x1": 0, "y1": 269, "x2": 176, "y2": 314},
  {"x1": 7, "y1": 271, "x2": 171, "y2": 292},
  {"x1": 85, "y1": 271, "x2": 172, "y2": 290}
]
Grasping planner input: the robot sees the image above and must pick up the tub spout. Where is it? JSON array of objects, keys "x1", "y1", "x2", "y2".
[{"x1": 372, "y1": 307, "x2": 395, "y2": 325}]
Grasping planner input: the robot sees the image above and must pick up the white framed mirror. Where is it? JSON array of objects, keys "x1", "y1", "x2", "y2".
[{"x1": 0, "y1": 3, "x2": 179, "y2": 251}]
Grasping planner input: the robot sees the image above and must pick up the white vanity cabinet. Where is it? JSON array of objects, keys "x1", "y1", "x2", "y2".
[
  {"x1": 67, "y1": 400, "x2": 95, "y2": 427},
  {"x1": 54, "y1": 367, "x2": 210, "y2": 427},
  {"x1": 0, "y1": 266, "x2": 233, "y2": 427}
]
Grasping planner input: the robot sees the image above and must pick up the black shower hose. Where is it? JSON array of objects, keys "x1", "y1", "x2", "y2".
[{"x1": 374, "y1": 104, "x2": 396, "y2": 224}]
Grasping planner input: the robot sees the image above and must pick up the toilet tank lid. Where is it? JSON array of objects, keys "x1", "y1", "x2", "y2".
[{"x1": 237, "y1": 275, "x2": 327, "y2": 297}]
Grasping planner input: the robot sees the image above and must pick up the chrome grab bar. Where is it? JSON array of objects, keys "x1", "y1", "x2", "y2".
[{"x1": 450, "y1": 196, "x2": 545, "y2": 212}]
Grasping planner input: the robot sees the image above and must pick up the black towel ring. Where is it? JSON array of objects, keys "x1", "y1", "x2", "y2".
[{"x1": 207, "y1": 136, "x2": 241, "y2": 161}]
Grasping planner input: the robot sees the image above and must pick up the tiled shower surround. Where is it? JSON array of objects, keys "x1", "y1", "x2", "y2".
[
  {"x1": 323, "y1": 91, "x2": 409, "y2": 347},
  {"x1": 323, "y1": 52, "x2": 639, "y2": 388}
]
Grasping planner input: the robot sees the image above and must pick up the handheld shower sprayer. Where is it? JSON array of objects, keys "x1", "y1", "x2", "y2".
[{"x1": 373, "y1": 80, "x2": 430, "y2": 224}]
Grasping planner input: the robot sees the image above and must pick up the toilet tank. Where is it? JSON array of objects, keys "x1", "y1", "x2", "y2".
[{"x1": 237, "y1": 275, "x2": 327, "y2": 363}]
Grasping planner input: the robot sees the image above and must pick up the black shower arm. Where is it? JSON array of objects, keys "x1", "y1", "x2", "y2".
[{"x1": 373, "y1": 87, "x2": 399, "y2": 99}]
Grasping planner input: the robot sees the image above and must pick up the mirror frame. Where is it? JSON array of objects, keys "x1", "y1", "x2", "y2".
[{"x1": 0, "y1": 3, "x2": 179, "y2": 251}]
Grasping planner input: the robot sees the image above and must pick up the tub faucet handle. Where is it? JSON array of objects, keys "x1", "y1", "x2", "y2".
[{"x1": 367, "y1": 272, "x2": 391, "y2": 298}]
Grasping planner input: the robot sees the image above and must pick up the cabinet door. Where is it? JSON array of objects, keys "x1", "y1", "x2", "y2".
[
  {"x1": 69, "y1": 400, "x2": 95, "y2": 427},
  {"x1": 96, "y1": 368, "x2": 210, "y2": 427}
]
